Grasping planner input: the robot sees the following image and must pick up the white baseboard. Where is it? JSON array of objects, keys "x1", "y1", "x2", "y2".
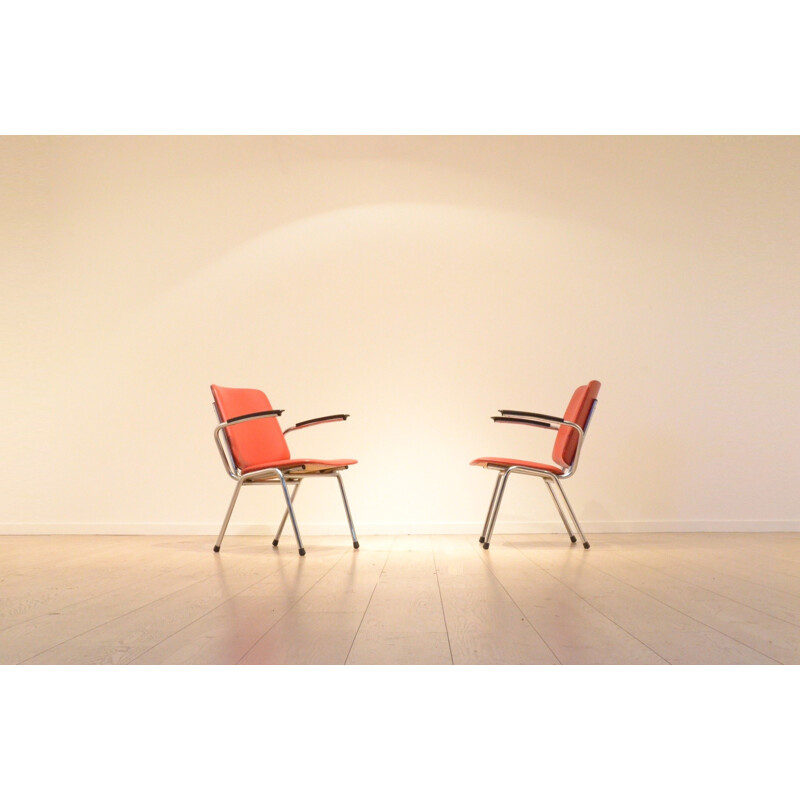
[{"x1": 0, "y1": 520, "x2": 797, "y2": 535}]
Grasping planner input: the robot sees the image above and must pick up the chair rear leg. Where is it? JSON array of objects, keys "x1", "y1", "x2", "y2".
[
  {"x1": 479, "y1": 472, "x2": 503, "y2": 543},
  {"x1": 214, "y1": 478, "x2": 244, "y2": 552},
  {"x1": 483, "y1": 470, "x2": 511, "y2": 550},
  {"x1": 544, "y1": 477, "x2": 578, "y2": 544},
  {"x1": 273, "y1": 481, "x2": 301, "y2": 547},
  {"x1": 335, "y1": 472, "x2": 359, "y2": 549},
  {"x1": 553, "y1": 478, "x2": 590, "y2": 549},
  {"x1": 278, "y1": 473, "x2": 305, "y2": 555}
]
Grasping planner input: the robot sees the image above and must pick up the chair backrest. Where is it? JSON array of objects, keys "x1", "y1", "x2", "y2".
[
  {"x1": 210, "y1": 385, "x2": 290, "y2": 472},
  {"x1": 552, "y1": 380, "x2": 601, "y2": 469}
]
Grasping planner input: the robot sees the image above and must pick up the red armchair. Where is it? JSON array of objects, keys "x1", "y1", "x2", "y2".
[
  {"x1": 210, "y1": 384, "x2": 359, "y2": 556},
  {"x1": 471, "y1": 380, "x2": 601, "y2": 550}
]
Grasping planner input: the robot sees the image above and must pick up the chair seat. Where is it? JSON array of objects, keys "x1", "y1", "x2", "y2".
[
  {"x1": 470, "y1": 457, "x2": 564, "y2": 475},
  {"x1": 242, "y1": 458, "x2": 357, "y2": 475}
]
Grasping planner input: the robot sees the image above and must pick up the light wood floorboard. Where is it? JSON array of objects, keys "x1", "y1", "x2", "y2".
[
  {"x1": 431, "y1": 535, "x2": 560, "y2": 664},
  {"x1": 1, "y1": 533, "x2": 798, "y2": 664},
  {"x1": 508, "y1": 537, "x2": 781, "y2": 664},
  {"x1": 468, "y1": 538, "x2": 667, "y2": 664},
  {"x1": 346, "y1": 536, "x2": 451, "y2": 664},
  {"x1": 236, "y1": 539, "x2": 393, "y2": 665}
]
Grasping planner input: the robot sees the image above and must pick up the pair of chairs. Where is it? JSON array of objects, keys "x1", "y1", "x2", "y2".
[{"x1": 210, "y1": 381, "x2": 601, "y2": 555}]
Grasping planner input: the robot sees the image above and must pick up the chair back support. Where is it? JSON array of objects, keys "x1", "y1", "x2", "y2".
[
  {"x1": 552, "y1": 380, "x2": 601, "y2": 468},
  {"x1": 210, "y1": 385, "x2": 290, "y2": 472}
]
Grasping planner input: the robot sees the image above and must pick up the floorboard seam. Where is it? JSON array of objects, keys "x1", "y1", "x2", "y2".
[
  {"x1": 344, "y1": 536, "x2": 397, "y2": 665},
  {"x1": 430, "y1": 536, "x2": 454, "y2": 665}
]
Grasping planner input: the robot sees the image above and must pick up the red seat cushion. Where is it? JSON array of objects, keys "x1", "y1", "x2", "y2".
[
  {"x1": 242, "y1": 458, "x2": 357, "y2": 475},
  {"x1": 470, "y1": 457, "x2": 563, "y2": 475}
]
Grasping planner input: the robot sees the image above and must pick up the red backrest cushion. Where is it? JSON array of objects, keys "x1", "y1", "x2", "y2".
[
  {"x1": 552, "y1": 380, "x2": 601, "y2": 468},
  {"x1": 211, "y1": 385, "x2": 290, "y2": 471}
]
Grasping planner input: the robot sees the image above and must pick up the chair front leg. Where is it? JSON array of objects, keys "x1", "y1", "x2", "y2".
[
  {"x1": 479, "y1": 472, "x2": 503, "y2": 544},
  {"x1": 278, "y1": 472, "x2": 306, "y2": 555},
  {"x1": 273, "y1": 480, "x2": 301, "y2": 547},
  {"x1": 335, "y1": 472, "x2": 359, "y2": 549},
  {"x1": 543, "y1": 477, "x2": 577, "y2": 544},
  {"x1": 483, "y1": 469, "x2": 512, "y2": 550},
  {"x1": 553, "y1": 477, "x2": 590, "y2": 549},
  {"x1": 214, "y1": 477, "x2": 245, "y2": 552}
]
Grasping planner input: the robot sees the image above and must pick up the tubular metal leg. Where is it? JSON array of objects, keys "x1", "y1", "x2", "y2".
[
  {"x1": 273, "y1": 481, "x2": 301, "y2": 547},
  {"x1": 335, "y1": 472, "x2": 360, "y2": 549},
  {"x1": 479, "y1": 472, "x2": 503, "y2": 543},
  {"x1": 544, "y1": 477, "x2": 577, "y2": 544},
  {"x1": 214, "y1": 478, "x2": 244, "y2": 552},
  {"x1": 278, "y1": 472, "x2": 305, "y2": 555},
  {"x1": 483, "y1": 470, "x2": 511, "y2": 549},
  {"x1": 553, "y1": 478, "x2": 590, "y2": 549}
]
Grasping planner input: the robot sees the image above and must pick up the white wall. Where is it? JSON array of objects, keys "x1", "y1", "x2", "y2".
[{"x1": 2, "y1": 136, "x2": 798, "y2": 535}]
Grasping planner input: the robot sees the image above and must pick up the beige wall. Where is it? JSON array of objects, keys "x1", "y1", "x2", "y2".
[{"x1": 2, "y1": 136, "x2": 798, "y2": 534}]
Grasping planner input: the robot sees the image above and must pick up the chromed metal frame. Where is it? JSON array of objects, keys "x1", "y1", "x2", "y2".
[
  {"x1": 478, "y1": 402, "x2": 597, "y2": 550},
  {"x1": 211, "y1": 404, "x2": 359, "y2": 556}
]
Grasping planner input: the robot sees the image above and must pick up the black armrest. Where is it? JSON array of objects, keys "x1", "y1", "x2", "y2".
[
  {"x1": 226, "y1": 410, "x2": 283, "y2": 424},
  {"x1": 284, "y1": 414, "x2": 349, "y2": 435},
  {"x1": 498, "y1": 409, "x2": 564, "y2": 424},
  {"x1": 491, "y1": 416, "x2": 555, "y2": 430}
]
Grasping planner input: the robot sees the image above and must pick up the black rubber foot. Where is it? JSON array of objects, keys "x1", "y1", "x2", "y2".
[
  {"x1": 482, "y1": 542, "x2": 490, "y2": 550},
  {"x1": 299, "y1": 548, "x2": 306, "y2": 556},
  {"x1": 583, "y1": 542, "x2": 590, "y2": 549},
  {"x1": 570, "y1": 536, "x2": 577, "y2": 543},
  {"x1": 353, "y1": 541, "x2": 360, "y2": 549},
  {"x1": 213, "y1": 545, "x2": 220, "y2": 552},
  {"x1": 272, "y1": 539, "x2": 279, "y2": 547},
  {"x1": 479, "y1": 536, "x2": 485, "y2": 543}
]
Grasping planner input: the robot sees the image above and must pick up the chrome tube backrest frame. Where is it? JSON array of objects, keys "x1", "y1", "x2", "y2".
[
  {"x1": 212, "y1": 408, "x2": 283, "y2": 480},
  {"x1": 212, "y1": 402, "x2": 239, "y2": 479},
  {"x1": 563, "y1": 398, "x2": 598, "y2": 477},
  {"x1": 497, "y1": 398, "x2": 598, "y2": 478},
  {"x1": 495, "y1": 411, "x2": 585, "y2": 479},
  {"x1": 559, "y1": 419, "x2": 584, "y2": 478}
]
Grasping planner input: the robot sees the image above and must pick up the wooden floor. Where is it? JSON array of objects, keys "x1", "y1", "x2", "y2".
[{"x1": 1, "y1": 532, "x2": 799, "y2": 664}]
